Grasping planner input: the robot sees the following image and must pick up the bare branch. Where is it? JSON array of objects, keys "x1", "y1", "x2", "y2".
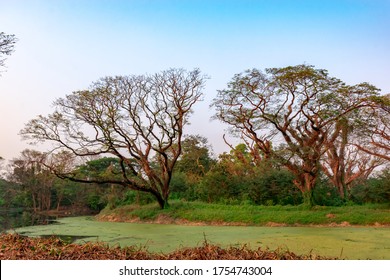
[{"x1": 21, "y1": 68, "x2": 207, "y2": 208}]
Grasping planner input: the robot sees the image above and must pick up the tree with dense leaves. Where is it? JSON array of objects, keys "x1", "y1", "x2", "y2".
[
  {"x1": 175, "y1": 135, "x2": 215, "y2": 176},
  {"x1": 21, "y1": 69, "x2": 206, "y2": 209},
  {"x1": 169, "y1": 135, "x2": 215, "y2": 200},
  {"x1": 212, "y1": 65, "x2": 382, "y2": 206}
]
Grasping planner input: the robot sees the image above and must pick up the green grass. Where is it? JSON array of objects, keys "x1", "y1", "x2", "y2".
[{"x1": 99, "y1": 201, "x2": 390, "y2": 226}]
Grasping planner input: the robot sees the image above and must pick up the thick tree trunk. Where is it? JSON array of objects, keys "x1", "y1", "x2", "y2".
[
  {"x1": 148, "y1": 188, "x2": 170, "y2": 209},
  {"x1": 154, "y1": 193, "x2": 169, "y2": 209},
  {"x1": 302, "y1": 190, "x2": 314, "y2": 208},
  {"x1": 293, "y1": 169, "x2": 318, "y2": 208}
]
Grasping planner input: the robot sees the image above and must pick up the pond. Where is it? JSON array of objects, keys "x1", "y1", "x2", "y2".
[{"x1": 8, "y1": 216, "x2": 390, "y2": 260}]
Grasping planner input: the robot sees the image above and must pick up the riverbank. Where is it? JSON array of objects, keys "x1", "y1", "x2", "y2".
[{"x1": 96, "y1": 201, "x2": 390, "y2": 226}]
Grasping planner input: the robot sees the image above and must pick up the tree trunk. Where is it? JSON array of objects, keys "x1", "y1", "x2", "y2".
[
  {"x1": 302, "y1": 190, "x2": 314, "y2": 208},
  {"x1": 155, "y1": 193, "x2": 169, "y2": 209},
  {"x1": 147, "y1": 188, "x2": 169, "y2": 209},
  {"x1": 56, "y1": 193, "x2": 63, "y2": 211},
  {"x1": 32, "y1": 192, "x2": 38, "y2": 212},
  {"x1": 293, "y1": 169, "x2": 317, "y2": 208}
]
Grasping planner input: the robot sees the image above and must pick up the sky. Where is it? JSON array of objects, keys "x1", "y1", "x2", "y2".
[{"x1": 1, "y1": 0, "x2": 390, "y2": 165}]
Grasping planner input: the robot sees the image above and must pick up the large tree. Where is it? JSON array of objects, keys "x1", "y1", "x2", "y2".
[
  {"x1": 321, "y1": 116, "x2": 387, "y2": 200},
  {"x1": 353, "y1": 94, "x2": 390, "y2": 161},
  {"x1": 0, "y1": 32, "x2": 17, "y2": 71},
  {"x1": 212, "y1": 65, "x2": 381, "y2": 206},
  {"x1": 21, "y1": 68, "x2": 206, "y2": 209}
]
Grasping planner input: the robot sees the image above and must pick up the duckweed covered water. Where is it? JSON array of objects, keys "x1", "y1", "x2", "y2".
[{"x1": 10, "y1": 216, "x2": 390, "y2": 259}]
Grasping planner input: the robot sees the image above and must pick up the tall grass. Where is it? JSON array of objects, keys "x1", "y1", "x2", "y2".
[{"x1": 98, "y1": 201, "x2": 390, "y2": 225}]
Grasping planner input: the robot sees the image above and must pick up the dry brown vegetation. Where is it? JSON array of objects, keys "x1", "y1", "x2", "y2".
[{"x1": 0, "y1": 233, "x2": 334, "y2": 260}]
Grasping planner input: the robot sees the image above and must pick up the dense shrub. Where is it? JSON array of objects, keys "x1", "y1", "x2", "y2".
[
  {"x1": 170, "y1": 172, "x2": 200, "y2": 201},
  {"x1": 312, "y1": 180, "x2": 344, "y2": 206},
  {"x1": 350, "y1": 171, "x2": 390, "y2": 204},
  {"x1": 112, "y1": 189, "x2": 155, "y2": 208},
  {"x1": 247, "y1": 169, "x2": 302, "y2": 206}
]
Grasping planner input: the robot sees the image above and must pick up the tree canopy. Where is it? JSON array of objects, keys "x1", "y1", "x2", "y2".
[{"x1": 212, "y1": 64, "x2": 385, "y2": 205}]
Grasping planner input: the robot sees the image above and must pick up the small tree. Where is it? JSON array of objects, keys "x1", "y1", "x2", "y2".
[
  {"x1": 21, "y1": 69, "x2": 206, "y2": 209},
  {"x1": 175, "y1": 135, "x2": 215, "y2": 175},
  {"x1": 170, "y1": 135, "x2": 215, "y2": 200}
]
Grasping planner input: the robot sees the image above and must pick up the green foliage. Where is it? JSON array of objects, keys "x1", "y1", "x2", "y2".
[
  {"x1": 106, "y1": 189, "x2": 155, "y2": 209},
  {"x1": 191, "y1": 144, "x2": 303, "y2": 205},
  {"x1": 76, "y1": 157, "x2": 122, "y2": 181},
  {"x1": 169, "y1": 143, "x2": 390, "y2": 208},
  {"x1": 99, "y1": 200, "x2": 390, "y2": 226},
  {"x1": 170, "y1": 172, "x2": 199, "y2": 201},
  {"x1": 196, "y1": 169, "x2": 238, "y2": 203},
  {"x1": 247, "y1": 168, "x2": 302, "y2": 206},
  {"x1": 313, "y1": 179, "x2": 344, "y2": 206},
  {"x1": 350, "y1": 169, "x2": 390, "y2": 204},
  {"x1": 175, "y1": 135, "x2": 216, "y2": 176},
  {"x1": 86, "y1": 193, "x2": 106, "y2": 211},
  {"x1": 0, "y1": 179, "x2": 6, "y2": 207},
  {"x1": 170, "y1": 135, "x2": 216, "y2": 201},
  {"x1": 0, "y1": 178, "x2": 30, "y2": 208}
]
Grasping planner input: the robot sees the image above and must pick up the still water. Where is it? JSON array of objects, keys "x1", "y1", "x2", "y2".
[{"x1": 0, "y1": 208, "x2": 58, "y2": 232}]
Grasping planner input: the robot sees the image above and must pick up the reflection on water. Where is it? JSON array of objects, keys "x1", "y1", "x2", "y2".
[{"x1": 0, "y1": 209, "x2": 59, "y2": 232}]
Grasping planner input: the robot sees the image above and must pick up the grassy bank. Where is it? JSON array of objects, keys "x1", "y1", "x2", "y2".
[{"x1": 97, "y1": 201, "x2": 390, "y2": 226}]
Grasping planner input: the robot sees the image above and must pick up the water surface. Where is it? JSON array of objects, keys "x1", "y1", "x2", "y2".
[{"x1": 10, "y1": 216, "x2": 390, "y2": 259}]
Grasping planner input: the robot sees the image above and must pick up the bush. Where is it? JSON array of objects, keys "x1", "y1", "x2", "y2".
[
  {"x1": 87, "y1": 194, "x2": 107, "y2": 211},
  {"x1": 196, "y1": 169, "x2": 237, "y2": 203},
  {"x1": 350, "y1": 175, "x2": 390, "y2": 204},
  {"x1": 194, "y1": 165, "x2": 303, "y2": 206},
  {"x1": 248, "y1": 168, "x2": 302, "y2": 206},
  {"x1": 312, "y1": 180, "x2": 344, "y2": 206},
  {"x1": 114, "y1": 190, "x2": 155, "y2": 207},
  {"x1": 170, "y1": 172, "x2": 200, "y2": 201}
]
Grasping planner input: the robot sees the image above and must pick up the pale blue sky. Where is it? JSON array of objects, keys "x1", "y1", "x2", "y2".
[{"x1": 1, "y1": 0, "x2": 390, "y2": 162}]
